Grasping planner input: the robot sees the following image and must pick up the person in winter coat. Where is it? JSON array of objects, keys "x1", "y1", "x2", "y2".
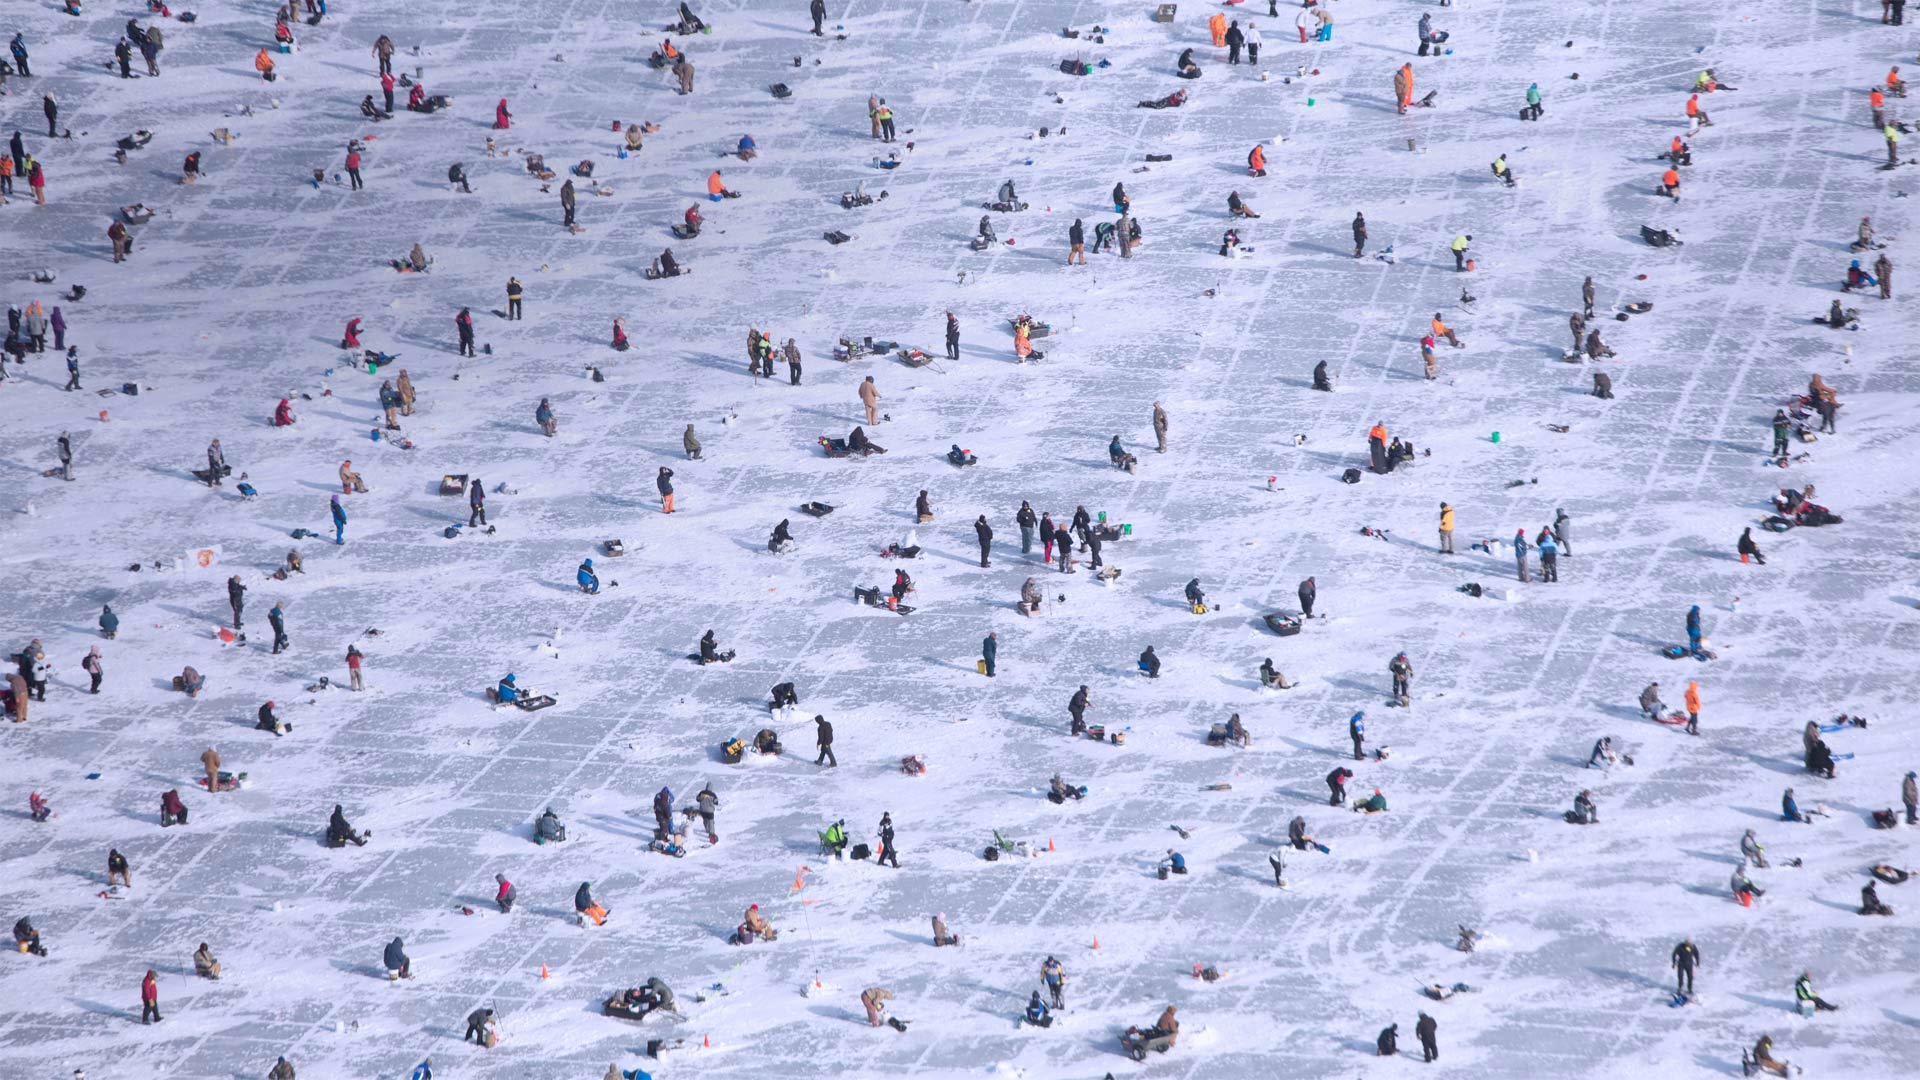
[
  {"x1": 932, "y1": 912, "x2": 957, "y2": 946},
  {"x1": 1040, "y1": 956, "x2": 1066, "y2": 1007},
  {"x1": 813, "y1": 714, "x2": 836, "y2": 766},
  {"x1": 1671, "y1": 938, "x2": 1700, "y2": 994},
  {"x1": 1537, "y1": 530, "x2": 1559, "y2": 581},
  {"x1": 200, "y1": 747, "x2": 222, "y2": 793},
  {"x1": 1139, "y1": 645, "x2": 1161, "y2": 678},
  {"x1": 27, "y1": 159, "x2": 46, "y2": 205},
  {"x1": 575, "y1": 881, "x2": 608, "y2": 925},
  {"x1": 327, "y1": 805, "x2": 367, "y2": 846},
  {"x1": 194, "y1": 942, "x2": 221, "y2": 979},
  {"x1": 657, "y1": 466, "x2": 675, "y2": 513},
  {"x1": 494, "y1": 99, "x2": 512, "y2": 129},
  {"x1": 1513, "y1": 529, "x2": 1530, "y2": 582},
  {"x1": 674, "y1": 55, "x2": 694, "y2": 95},
  {"x1": 161, "y1": 788, "x2": 188, "y2": 826},
  {"x1": 577, "y1": 559, "x2": 599, "y2": 594},
  {"x1": 269, "y1": 1058, "x2": 294, "y2": 1079},
  {"x1": 1393, "y1": 63, "x2": 1414, "y2": 113},
  {"x1": 495, "y1": 873, "x2": 515, "y2": 912},
  {"x1": 1903, "y1": 771, "x2": 1918, "y2": 825},
  {"x1": 330, "y1": 495, "x2": 347, "y2": 545},
  {"x1": 1349, "y1": 711, "x2": 1366, "y2": 760},
  {"x1": 108, "y1": 848, "x2": 131, "y2": 886},
  {"x1": 99, "y1": 604, "x2": 119, "y2": 639},
  {"x1": 1377, "y1": 1024, "x2": 1399, "y2": 1056},
  {"x1": 1415, "y1": 1012, "x2": 1438, "y2": 1061},
  {"x1": 1740, "y1": 828, "x2": 1768, "y2": 868},
  {"x1": 384, "y1": 936, "x2": 411, "y2": 977},
  {"x1": 1639, "y1": 681, "x2": 1664, "y2": 718},
  {"x1": 81, "y1": 646, "x2": 103, "y2": 693},
  {"x1": 42, "y1": 94, "x2": 58, "y2": 138},
  {"x1": 560, "y1": 178, "x2": 577, "y2": 229},
  {"x1": 141, "y1": 969, "x2": 161, "y2": 1023},
  {"x1": 1683, "y1": 681, "x2": 1701, "y2": 735},
  {"x1": 974, "y1": 515, "x2": 993, "y2": 567},
  {"x1": 981, "y1": 632, "x2": 998, "y2": 677},
  {"x1": 534, "y1": 397, "x2": 556, "y2": 437},
  {"x1": 861, "y1": 987, "x2": 894, "y2": 1026},
  {"x1": 1297, "y1": 576, "x2": 1316, "y2": 618},
  {"x1": 464, "y1": 1008, "x2": 496, "y2": 1045},
  {"x1": 1225, "y1": 20, "x2": 1244, "y2": 63},
  {"x1": 681, "y1": 424, "x2": 703, "y2": 461},
  {"x1": 1737, "y1": 527, "x2": 1765, "y2": 565},
  {"x1": 1326, "y1": 766, "x2": 1353, "y2": 806},
  {"x1": 859, "y1": 376, "x2": 881, "y2": 425},
  {"x1": 1244, "y1": 20, "x2": 1261, "y2": 63}
]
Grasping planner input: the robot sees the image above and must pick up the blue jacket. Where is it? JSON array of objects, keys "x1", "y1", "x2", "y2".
[
  {"x1": 1026, "y1": 998, "x2": 1049, "y2": 1023},
  {"x1": 1782, "y1": 792, "x2": 1800, "y2": 820},
  {"x1": 1687, "y1": 605, "x2": 1701, "y2": 635},
  {"x1": 1539, "y1": 536, "x2": 1558, "y2": 557},
  {"x1": 1169, "y1": 852, "x2": 1186, "y2": 871},
  {"x1": 739, "y1": 135, "x2": 755, "y2": 152},
  {"x1": 331, "y1": 502, "x2": 348, "y2": 525},
  {"x1": 1350, "y1": 712, "x2": 1364, "y2": 739},
  {"x1": 578, "y1": 564, "x2": 597, "y2": 587},
  {"x1": 498, "y1": 676, "x2": 520, "y2": 703}
]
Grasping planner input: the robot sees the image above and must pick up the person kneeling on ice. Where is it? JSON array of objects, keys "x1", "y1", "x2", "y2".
[
  {"x1": 1781, "y1": 788, "x2": 1810, "y2": 823},
  {"x1": 931, "y1": 912, "x2": 959, "y2": 946},
  {"x1": 1639, "y1": 681, "x2": 1665, "y2": 718},
  {"x1": 682, "y1": 204, "x2": 703, "y2": 236},
  {"x1": 1588, "y1": 737, "x2": 1619, "y2": 769},
  {"x1": 14, "y1": 916, "x2": 47, "y2": 956},
  {"x1": 1861, "y1": 879, "x2": 1893, "y2": 916},
  {"x1": 160, "y1": 789, "x2": 188, "y2": 827},
  {"x1": 769, "y1": 519, "x2": 794, "y2": 553},
  {"x1": 1160, "y1": 850, "x2": 1188, "y2": 875},
  {"x1": 576, "y1": 881, "x2": 609, "y2": 926},
  {"x1": 736, "y1": 903, "x2": 774, "y2": 944},
  {"x1": 536, "y1": 807, "x2": 566, "y2": 843},
  {"x1": 193, "y1": 942, "x2": 221, "y2": 979},
  {"x1": 612, "y1": 318, "x2": 629, "y2": 351},
  {"x1": 577, "y1": 558, "x2": 600, "y2": 594},
  {"x1": 1730, "y1": 861, "x2": 1765, "y2": 903},
  {"x1": 327, "y1": 804, "x2": 368, "y2": 847},
  {"x1": 1048, "y1": 773, "x2": 1085, "y2": 804},
  {"x1": 737, "y1": 134, "x2": 756, "y2": 161},
  {"x1": 384, "y1": 936, "x2": 412, "y2": 979},
  {"x1": 698, "y1": 630, "x2": 733, "y2": 664},
  {"x1": 1025, "y1": 991, "x2": 1053, "y2": 1027},
  {"x1": 1567, "y1": 790, "x2": 1598, "y2": 825}
]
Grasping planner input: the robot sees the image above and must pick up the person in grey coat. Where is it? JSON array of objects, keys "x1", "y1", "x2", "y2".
[
  {"x1": 560, "y1": 179, "x2": 577, "y2": 228},
  {"x1": 683, "y1": 424, "x2": 702, "y2": 460},
  {"x1": 206, "y1": 439, "x2": 226, "y2": 487},
  {"x1": 1904, "y1": 771, "x2": 1918, "y2": 825},
  {"x1": 495, "y1": 873, "x2": 515, "y2": 912},
  {"x1": 1552, "y1": 508, "x2": 1571, "y2": 556},
  {"x1": 56, "y1": 432, "x2": 72, "y2": 480},
  {"x1": 693, "y1": 784, "x2": 719, "y2": 838},
  {"x1": 463, "y1": 1007, "x2": 495, "y2": 1045},
  {"x1": 227, "y1": 575, "x2": 246, "y2": 628}
]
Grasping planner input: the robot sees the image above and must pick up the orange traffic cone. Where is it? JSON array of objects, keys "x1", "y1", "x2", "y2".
[
  {"x1": 703, "y1": 1033, "x2": 711, "y2": 1048},
  {"x1": 1047, "y1": 838, "x2": 1056, "y2": 852},
  {"x1": 539, "y1": 963, "x2": 550, "y2": 979},
  {"x1": 1738, "y1": 892, "x2": 1752, "y2": 908},
  {"x1": 1092, "y1": 935, "x2": 1100, "y2": 950}
]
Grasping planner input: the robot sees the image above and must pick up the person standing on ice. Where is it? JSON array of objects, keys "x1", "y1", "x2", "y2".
[
  {"x1": 1351, "y1": 212, "x2": 1367, "y2": 258},
  {"x1": 1349, "y1": 711, "x2": 1366, "y2": 760},
  {"x1": 981, "y1": 632, "x2": 997, "y2": 677},
  {"x1": 330, "y1": 495, "x2": 347, "y2": 545},
  {"x1": 1670, "y1": 938, "x2": 1700, "y2": 994},
  {"x1": 141, "y1": 969, "x2": 161, "y2": 1023},
  {"x1": 1686, "y1": 604, "x2": 1703, "y2": 653},
  {"x1": 657, "y1": 466, "x2": 675, "y2": 513},
  {"x1": 974, "y1": 515, "x2": 993, "y2": 567},
  {"x1": 455, "y1": 307, "x2": 475, "y2": 357},
  {"x1": 813, "y1": 714, "x2": 836, "y2": 767},
  {"x1": 1513, "y1": 529, "x2": 1530, "y2": 582},
  {"x1": 1244, "y1": 20, "x2": 1260, "y2": 63},
  {"x1": 1040, "y1": 957, "x2": 1065, "y2": 1008},
  {"x1": 810, "y1": 0, "x2": 825, "y2": 35}
]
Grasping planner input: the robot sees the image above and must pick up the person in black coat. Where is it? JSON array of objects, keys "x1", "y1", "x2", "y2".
[
  {"x1": 813, "y1": 715, "x2": 836, "y2": 767},
  {"x1": 1068, "y1": 685, "x2": 1089, "y2": 731},
  {"x1": 384, "y1": 936, "x2": 410, "y2": 977},
  {"x1": 974, "y1": 515, "x2": 993, "y2": 567},
  {"x1": 1068, "y1": 219, "x2": 1086, "y2": 265},
  {"x1": 1225, "y1": 20, "x2": 1244, "y2": 63},
  {"x1": 1052, "y1": 523, "x2": 1073, "y2": 572},
  {"x1": 657, "y1": 467, "x2": 675, "y2": 513},
  {"x1": 770, "y1": 518, "x2": 793, "y2": 552},
  {"x1": 877, "y1": 812, "x2": 899, "y2": 867},
  {"x1": 945, "y1": 311, "x2": 960, "y2": 360},
  {"x1": 268, "y1": 605, "x2": 288, "y2": 654},
  {"x1": 1415, "y1": 1012, "x2": 1437, "y2": 1062},
  {"x1": 1377, "y1": 1023, "x2": 1398, "y2": 1056},
  {"x1": 1015, "y1": 501, "x2": 1037, "y2": 553},
  {"x1": 1298, "y1": 576, "x2": 1316, "y2": 618},
  {"x1": 698, "y1": 630, "x2": 722, "y2": 663},
  {"x1": 1312, "y1": 359, "x2": 1332, "y2": 391},
  {"x1": 1139, "y1": 646, "x2": 1161, "y2": 678},
  {"x1": 327, "y1": 805, "x2": 366, "y2": 846},
  {"x1": 1737, "y1": 527, "x2": 1765, "y2": 565},
  {"x1": 227, "y1": 576, "x2": 246, "y2": 629},
  {"x1": 915, "y1": 489, "x2": 933, "y2": 522},
  {"x1": 469, "y1": 477, "x2": 486, "y2": 526},
  {"x1": 1327, "y1": 766, "x2": 1353, "y2": 805},
  {"x1": 651, "y1": 787, "x2": 674, "y2": 838},
  {"x1": 810, "y1": 0, "x2": 826, "y2": 35}
]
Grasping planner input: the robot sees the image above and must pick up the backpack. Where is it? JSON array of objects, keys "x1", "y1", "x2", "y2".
[{"x1": 1341, "y1": 468, "x2": 1362, "y2": 484}]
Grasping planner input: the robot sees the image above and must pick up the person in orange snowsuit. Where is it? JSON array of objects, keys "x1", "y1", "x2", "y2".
[
  {"x1": 1014, "y1": 322, "x2": 1032, "y2": 362},
  {"x1": 254, "y1": 48, "x2": 275, "y2": 79},
  {"x1": 1660, "y1": 167, "x2": 1680, "y2": 200},
  {"x1": 1668, "y1": 135, "x2": 1691, "y2": 165},
  {"x1": 1394, "y1": 64, "x2": 1414, "y2": 114},
  {"x1": 1209, "y1": 12, "x2": 1227, "y2": 46},
  {"x1": 1871, "y1": 87, "x2": 1886, "y2": 128},
  {"x1": 707, "y1": 170, "x2": 728, "y2": 200},
  {"x1": 1247, "y1": 144, "x2": 1266, "y2": 177}
]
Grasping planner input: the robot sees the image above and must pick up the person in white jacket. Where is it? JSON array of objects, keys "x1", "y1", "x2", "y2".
[
  {"x1": 1295, "y1": 5, "x2": 1314, "y2": 42},
  {"x1": 1244, "y1": 20, "x2": 1262, "y2": 64}
]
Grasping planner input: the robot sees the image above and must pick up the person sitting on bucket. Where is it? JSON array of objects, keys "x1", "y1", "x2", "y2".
[
  {"x1": 497, "y1": 674, "x2": 522, "y2": 704},
  {"x1": 577, "y1": 558, "x2": 599, "y2": 594}
]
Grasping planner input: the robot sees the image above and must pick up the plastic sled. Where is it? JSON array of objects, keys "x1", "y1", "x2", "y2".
[
  {"x1": 1652, "y1": 712, "x2": 1688, "y2": 726},
  {"x1": 1264, "y1": 613, "x2": 1302, "y2": 636},
  {"x1": 512, "y1": 695, "x2": 557, "y2": 712},
  {"x1": 1872, "y1": 866, "x2": 1910, "y2": 885},
  {"x1": 897, "y1": 349, "x2": 933, "y2": 368},
  {"x1": 800, "y1": 501, "x2": 834, "y2": 517},
  {"x1": 439, "y1": 474, "x2": 468, "y2": 495},
  {"x1": 195, "y1": 771, "x2": 245, "y2": 791}
]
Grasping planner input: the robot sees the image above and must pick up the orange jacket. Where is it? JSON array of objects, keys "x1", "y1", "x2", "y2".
[
  {"x1": 255, "y1": 49, "x2": 275, "y2": 73},
  {"x1": 1685, "y1": 94, "x2": 1699, "y2": 116},
  {"x1": 1890, "y1": 68, "x2": 1904, "y2": 89},
  {"x1": 1430, "y1": 317, "x2": 1449, "y2": 337},
  {"x1": 1662, "y1": 169, "x2": 1680, "y2": 187},
  {"x1": 1684, "y1": 682, "x2": 1701, "y2": 712},
  {"x1": 1368, "y1": 424, "x2": 1388, "y2": 444},
  {"x1": 1248, "y1": 146, "x2": 1265, "y2": 172},
  {"x1": 707, "y1": 171, "x2": 724, "y2": 195},
  {"x1": 1670, "y1": 136, "x2": 1685, "y2": 154},
  {"x1": 1872, "y1": 89, "x2": 1885, "y2": 109},
  {"x1": 1209, "y1": 12, "x2": 1227, "y2": 45}
]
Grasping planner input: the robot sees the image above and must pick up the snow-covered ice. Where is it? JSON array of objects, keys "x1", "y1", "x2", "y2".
[{"x1": 3, "y1": 0, "x2": 1919, "y2": 1077}]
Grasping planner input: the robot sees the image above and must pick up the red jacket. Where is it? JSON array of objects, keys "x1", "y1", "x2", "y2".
[
  {"x1": 345, "y1": 151, "x2": 361, "y2": 170},
  {"x1": 142, "y1": 973, "x2": 158, "y2": 1002},
  {"x1": 346, "y1": 651, "x2": 362, "y2": 670},
  {"x1": 381, "y1": 72, "x2": 395, "y2": 93}
]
